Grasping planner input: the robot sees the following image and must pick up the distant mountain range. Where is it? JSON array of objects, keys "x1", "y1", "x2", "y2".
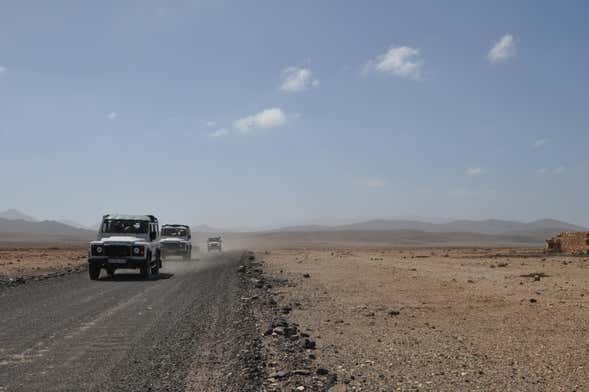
[
  {"x1": 0, "y1": 209, "x2": 586, "y2": 245},
  {"x1": 274, "y1": 218, "x2": 586, "y2": 239},
  {"x1": 0, "y1": 217, "x2": 95, "y2": 243},
  {"x1": 0, "y1": 209, "x2": 90, "y2": 229},
  {"x1": 0, "y1": 209, "x2": 36, "y2": 222}
]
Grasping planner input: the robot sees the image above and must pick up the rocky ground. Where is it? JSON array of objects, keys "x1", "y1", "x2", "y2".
[
  {"x1": 0, "y1": 247, "x2": 87, "y2": 284},
  {"x1": 240, "y1": 252, "x2": 341, "y2": 391},
  {"x1": 256, "y1": 247, "x2": 589, "y2": 391}
]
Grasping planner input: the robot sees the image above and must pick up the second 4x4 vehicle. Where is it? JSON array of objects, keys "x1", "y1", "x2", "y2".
[
  {"x1": 87, "y1": 214, "x2": 162, "y2": 280},
  {"x1": 207, "y1": 236, "x2": 222, "y2": 252},
  {"x1": 160, "y1": 224, "x2": 192, "y2": 260}
]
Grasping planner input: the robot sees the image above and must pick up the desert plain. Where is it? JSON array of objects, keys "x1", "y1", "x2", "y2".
[
  {"x1": 260, "y1": 246, "x2": 589, "y2": 391},
  {"x1": 2, "y1": 242, "x2": 589, "y2": 391}
]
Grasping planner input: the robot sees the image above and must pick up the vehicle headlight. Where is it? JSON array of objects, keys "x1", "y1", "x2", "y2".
[
  {"x1": 133, "y1": 246, "x2": 145, "y2": 256},
  {"x1": 91, "y1": 245, "x2": 103, "y2": 255}
]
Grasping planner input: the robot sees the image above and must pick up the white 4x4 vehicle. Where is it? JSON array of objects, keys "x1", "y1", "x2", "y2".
[
  {"x1": 207, "y1": 236, "x2": 222, "y2": 252},
  {"x1": 160, "y1": 224, "x2": 192, "y2": 260},
  {"x1": 88, "y1": 214, "x2": 162, "y2": 280}
]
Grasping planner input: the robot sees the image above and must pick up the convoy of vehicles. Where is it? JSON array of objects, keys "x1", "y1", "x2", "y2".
[
  {"x1": 207, "y1": 236, "x2": 223, "y2": 252},
  {"x1": 160, "y1": 224, "x2": 192, "y2": 260},
  {"x1": 87, "y1": 215, "x2": 223, "y2": 280},
  {"x1": 87, "y1": 214, "x2": 162, "y2": 280}
]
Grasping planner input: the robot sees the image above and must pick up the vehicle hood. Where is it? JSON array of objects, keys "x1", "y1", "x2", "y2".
[
  {"x1": 93, "y1": 236, "x2": 146, "y2": 244},
  {"x1": 160, "y1": 237, "x2": 189, "y2": 244}
]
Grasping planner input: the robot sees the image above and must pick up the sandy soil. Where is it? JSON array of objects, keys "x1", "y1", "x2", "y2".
[
  {"x1": 261, "y1": 247, "x2": 589, "y2": 391},
  {"x1": 0, "y1": 247, "x2": 87, "y2": 278}
]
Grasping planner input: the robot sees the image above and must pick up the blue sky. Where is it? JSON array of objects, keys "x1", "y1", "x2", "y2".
[{"x1": 1, "y1": 0, "x2": 588, "y2": 228}]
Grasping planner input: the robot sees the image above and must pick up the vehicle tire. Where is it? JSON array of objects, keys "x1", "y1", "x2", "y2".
[
  {"x1": 89, "y1": 265, "x2": 101, "y2": 280},
  {"x1": 141, "y1": 254, "x2": 152, "y2": 280},
  {"x1": 151, "y1": 263, "x2": 159, "y2": 278},
  {"x1": 141, "y1": 262, "x2": 152, "y2": 280}
]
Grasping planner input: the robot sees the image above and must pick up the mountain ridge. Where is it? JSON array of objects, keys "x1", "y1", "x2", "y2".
[
  {"x1": 0, "y1": 209, "x2": 36, "y2": 222},
  {"x1": 273, "y1": 218, "x2": 587, "y2": 236},
  {"x1": 0, "y1": 209, "x2": 586, "y2": 245}
]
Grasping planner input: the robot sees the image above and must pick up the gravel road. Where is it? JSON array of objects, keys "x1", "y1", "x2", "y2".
[{"x1": 0, "y1": 251, "x2": 263, "y2": 392}]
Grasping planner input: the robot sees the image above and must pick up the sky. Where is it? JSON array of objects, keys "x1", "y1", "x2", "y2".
[{"x1": 0, "y1": 0, "x2": 588, "y2": 228}]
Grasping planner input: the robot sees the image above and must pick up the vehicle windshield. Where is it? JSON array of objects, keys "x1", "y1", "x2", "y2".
[
  {"x1": 162, "y1": 227, "x2": 187, "y2": 238},
  {"x1": 102, "y1": 219, "x2": 148, "y2": 234}
]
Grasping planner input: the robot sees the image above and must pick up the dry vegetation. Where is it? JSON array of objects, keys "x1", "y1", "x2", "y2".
[{"x1": 261, "y1": 247, "x2": 589, "y2": 391}]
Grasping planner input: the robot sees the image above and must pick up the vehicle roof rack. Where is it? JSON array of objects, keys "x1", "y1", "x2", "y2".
[{"x1": 102, "y1": 214, "x2": 157, "y2": 222}]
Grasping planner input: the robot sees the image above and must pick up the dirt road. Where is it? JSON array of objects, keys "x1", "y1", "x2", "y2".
[{"x1": 0, "y1": 252, "x2": 262, "y2": 392}]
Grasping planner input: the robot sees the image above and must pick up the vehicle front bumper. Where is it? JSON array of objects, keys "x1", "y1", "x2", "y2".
[
  {"x1": 88, "y1": 257, "x2": 147, "y2": 269},
  {"x1": 161, "y1": 244, "x2": 190, "y2": 256}
]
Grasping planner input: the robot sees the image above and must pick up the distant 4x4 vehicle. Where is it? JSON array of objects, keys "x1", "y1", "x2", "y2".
[
  {"x1": 207, "y1": 236, "x2": 222, "y2": 252},
  {"x1": 87, "y1": 214, "x2": 162, "y2": 280},
  {"x1": 160, "y1": 224, "x2": 192, "y2": 260}
]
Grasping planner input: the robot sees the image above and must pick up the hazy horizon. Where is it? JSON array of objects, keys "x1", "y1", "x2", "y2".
[
  {"x1": 1, "y1": 208, "x2": 587, "y2": 232},
  {"x1": 1, "y1": 1, "x2": 588, "y2": 228}
]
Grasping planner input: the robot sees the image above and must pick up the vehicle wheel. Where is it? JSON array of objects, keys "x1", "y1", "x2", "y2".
[
  {"x1": 141, "y1": 254, "x2": 152, "y2": 280},
  {"x1": 151, "y1": 263, "x2": 159, "y2": 278},
  {"x1": 89, "y1": 265, "x2": 101, "y2": 280},
  {"x1": 141, "y1": 262, "x2": 152, "y2": 280}
]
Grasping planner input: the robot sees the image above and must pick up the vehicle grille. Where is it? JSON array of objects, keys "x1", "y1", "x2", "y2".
[{"x1": 105, "y1": 245, "x2": 131, "y2": 257}]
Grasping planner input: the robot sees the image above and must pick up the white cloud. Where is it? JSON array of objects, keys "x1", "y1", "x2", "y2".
[
  {"x1": 488, "y1": 34, "x2": 517, "y2": 64},
  {"x1": 107, "y1": 112, "x2": 117, "y2": 120},
  {"x1": 365, "y1": 46, "x2": 423, "y2": 80},
  {"x1": 206, "y1": 121, "x2": 216, "y2": 127},
  {"x1": 210, "y1": 128, "x2": 229, "y2": 138},
  {"x1": 280, "y1": 67, "x2": 319, "y2": 93},
  {"x1": 533, "y1": 138, "x2": 549, "y2": 148},
  {"x1": 356, "y1": 178, "x2": 387, "y2": 188},
  {"x1": 465, "y1": 167, "x2": 485, "y2": 176},
  {"x1": 553, "y1": 165, "x2": 565, "y2": 175},
  {"x1": 234, "y1": 108, "x2": 286, "y2": 133}
]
